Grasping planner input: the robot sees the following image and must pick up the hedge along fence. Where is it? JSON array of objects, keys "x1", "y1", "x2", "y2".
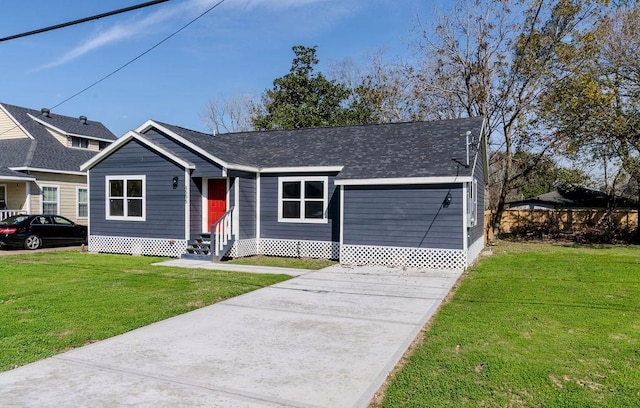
[{"x1": 484, "y1": 209, "x2": 638, "y2": 241}]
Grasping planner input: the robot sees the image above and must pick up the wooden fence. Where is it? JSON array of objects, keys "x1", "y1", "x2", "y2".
[{"x1": 484, "y1": 209, "x2": 638, "y2": 241}]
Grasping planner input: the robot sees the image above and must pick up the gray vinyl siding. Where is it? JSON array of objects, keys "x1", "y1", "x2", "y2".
[
  {"x1": 88, "y1": 140, "x2": 186, "y2": 239},
  {"x1": 468, "y1": 144, "x2": 486, "y2": 247},
  {"x1": 142, "y1": 129, "x2": 223, "y2": 178},
  {"x1": 260, "y1": 173, "x2": 339, "y2": 242},
  {"x1": 233, "y1": 172, "x2": 256, "y2": 240},
  {"x1": 189, "y1": 177, "x2": 203, "y2": 236},
  {"x1": 343, "y1": 184, "x2": 464, "y2": 250}
]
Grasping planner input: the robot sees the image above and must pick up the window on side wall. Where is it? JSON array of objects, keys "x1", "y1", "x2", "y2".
[
  {"x1": 77, "y1": 187, "x2": 88, "y2": 218},
  {"x1": 467, "y1": 180, "x2": 478, "y2": 227},
  {"x1": 278, "y1": 176, "x2": 328, "y2": 223},
  {"x1": 41, "y1": 185, "x2": 59, "y2": 214},
  {"x1": 106, "y1": 176, "x2": 146, "y2": 221}
]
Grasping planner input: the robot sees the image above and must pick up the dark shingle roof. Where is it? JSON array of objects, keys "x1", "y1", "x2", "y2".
[
  {"x1": 0, "y1": 102, "x2": 116, "y2": 173},
  {"x1": 155, "y1": 117, "x2": 485, "y2": 180}
]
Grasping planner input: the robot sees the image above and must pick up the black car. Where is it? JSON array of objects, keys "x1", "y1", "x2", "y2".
[{"x1": 0, "y1": 215, "x2": 87, "y2": 250}]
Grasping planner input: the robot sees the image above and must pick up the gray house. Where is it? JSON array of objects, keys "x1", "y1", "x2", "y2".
[{"x1": 81, "y1": 117, "x2": 487, "y2": 270}]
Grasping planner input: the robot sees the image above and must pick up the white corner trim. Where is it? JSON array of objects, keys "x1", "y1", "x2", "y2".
[
  {"x1": 335, "y1": 176, "x2": 473, "y2": 186},
  {"x1": 256, "y1": 173, "x2": 261, "y2": 240},
  {"x1": 184, "y1": 168, "x2": 190, "y2": 241}
]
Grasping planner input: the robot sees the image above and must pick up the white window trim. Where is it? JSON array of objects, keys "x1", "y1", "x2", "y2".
[
  {"x1": 77, "y1": 186, "x2": 88, "y2": 219},
  {"x1": 278, "y1": 176, "x2": 329, "y2": 224},
  {"x1": 40, "y1": 184, "x2": 60, "y2": 214},
  {"x1": 105, "y1": 175, "x2": 146, "y2": 221},
  {"x1": 467, "y1": 180, "x2": 478, "y2": 227}
]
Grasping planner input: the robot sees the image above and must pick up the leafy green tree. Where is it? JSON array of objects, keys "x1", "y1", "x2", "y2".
[
  {"x1": 539, "y1": 5, "x2": 640, "y2": 209},
  {"x1": 252, "y1": 45, "x2": 378, "y2": 130},
  {"x1": 409, "y1": 0, "x2": 612, "y2": 233}
]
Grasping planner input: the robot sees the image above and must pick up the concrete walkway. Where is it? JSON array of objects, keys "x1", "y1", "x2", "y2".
[
  {"x1": 0, "y1": 263, "x2": 463, "y2": 408},
  {"x1": 157, "y1": 258, "x2": 313, "y2": 276}
]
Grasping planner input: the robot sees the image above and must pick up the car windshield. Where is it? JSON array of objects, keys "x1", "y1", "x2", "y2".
[{"x1": 0, "y1": 215, "x2": 29, "y2": 225}]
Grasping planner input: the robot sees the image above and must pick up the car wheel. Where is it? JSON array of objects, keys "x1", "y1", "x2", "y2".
[{"x1": 24, "y1": 235, "x2": 42, "y2": 250}]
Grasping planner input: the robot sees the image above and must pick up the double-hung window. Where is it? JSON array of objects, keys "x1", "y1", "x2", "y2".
[
  {"x1": 77, "y1": 187, "x2": 88, "y2": 218},
  {"x1": 278, "y1": 176, "x2": 328, "y2": 223},
  {"x1": 106, "y1": 176, "x2": 145, "y2": 221},
  {"x1": 41, "y1": 185, "x2": 59, "y2": 214}
]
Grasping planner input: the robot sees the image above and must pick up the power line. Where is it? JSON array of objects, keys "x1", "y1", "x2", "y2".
[
  {"x1": 51, "y1": 0, "x2": 227, "y2": 111},
  {"x1": 0, "y1": 1, "x2": 170, "y2": 43}
]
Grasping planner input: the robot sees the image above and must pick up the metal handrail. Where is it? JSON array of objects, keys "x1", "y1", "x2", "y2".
[{"x1": 210, "y1": 206, "x2": 235, "y2": 257}]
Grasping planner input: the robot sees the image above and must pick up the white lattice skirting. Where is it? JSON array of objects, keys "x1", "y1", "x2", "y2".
[
  {"x1": 229, "y1": 238, "x2": 259, "y2": 258},
  {"x1": 89, "y1": 235, "x2": 188, "y2": 258},
  {"x1": 259, "y1": 239, "x2": 340, "y2": 260},
  {"x1": 467, "y1": 236, "x2": 485, "y2": 266},
  {"x1": 340, "y1": 244, "x2": 466, "y2": 270}
]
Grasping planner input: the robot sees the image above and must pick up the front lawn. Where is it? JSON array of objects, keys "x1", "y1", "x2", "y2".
[
  {"x1": 0, "y1": 251, "x2": 289, "y2": 372},
  {"x1": 379, "y1": 242, "x2": 640, "y2": 407}
]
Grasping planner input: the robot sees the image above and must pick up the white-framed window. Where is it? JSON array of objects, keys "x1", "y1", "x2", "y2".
[
  {"x1": 467, "y1": 179, "x2": 478, "y2": 227},
  {"x1": 278, "y1": 176, "x2": 328, "y2": 223},
  {"x1": 41, "y1": 185, "x2": 60, "y2": 214},
  {"x1": 106, "y1": 176, "x2": 146, "y2": 221},
  {"x1": 70, "y1": 137, "x2": 89, "y2": 149},
  {"x1": 77, "y1": 187, "x2": 88, "y2": 219}
]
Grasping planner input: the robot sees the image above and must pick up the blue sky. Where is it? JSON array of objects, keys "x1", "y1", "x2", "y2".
[{"x1": 1, "y1": 0, "x2": 447, "y2": 136}]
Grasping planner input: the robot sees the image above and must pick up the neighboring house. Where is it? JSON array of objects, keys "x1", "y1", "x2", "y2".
[
  {"x1": 506, "y1": 183, "x2": 637, "y2": 210},
  {"x1": 0, "y1": 102, "x2": 117, "y2": 223},
  {"x1": 81, "y1": 117, "x2": 487, "y2": 270}
]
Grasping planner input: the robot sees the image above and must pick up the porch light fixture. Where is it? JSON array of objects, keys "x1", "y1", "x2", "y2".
[
  {"x1": 172, "y1": 176, "x2": 179, "y2": 189},
  {"x1": 443, "y1": 192, "x2": 452, "y2": 208}
]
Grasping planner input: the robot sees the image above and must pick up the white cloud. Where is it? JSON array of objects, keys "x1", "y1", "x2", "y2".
[
  {"x1": 39, "y1": 0, "x2": 220, "y2": 70},
  {"x1": 38, "y1": 0, "x2": 347, "y2": 70}
]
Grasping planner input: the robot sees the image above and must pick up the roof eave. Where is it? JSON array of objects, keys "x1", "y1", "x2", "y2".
[{"x1": 335, "y1": 176, "x2": 474, "y2": 186}]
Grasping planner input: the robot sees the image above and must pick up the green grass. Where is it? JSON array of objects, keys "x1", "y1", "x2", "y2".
[
  {"x1": 0, "y1": 251, "x2": 289, "y2": 372},
  {"x1": 224, "y1": 255, "x2": 337, "y2": 270},
  {"x1": 380, "y1": 242, "x2": 640, "y2": 407}
]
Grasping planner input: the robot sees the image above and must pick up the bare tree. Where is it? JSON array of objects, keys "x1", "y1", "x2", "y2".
[
  {"x1": 410, "y1": 0, "x2": 606, "y2": 234},
  {"x1": 200, "y1": 94, "x2": 257, "y2": 134}
]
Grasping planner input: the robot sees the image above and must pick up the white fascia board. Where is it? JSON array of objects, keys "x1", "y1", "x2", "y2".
[
  {"x1": 9, "y1": 167, "x2": 85, "y2": 176},
  {"x1": 136, "y1": 120, "x2": 259, "y2": 173},
  {"x1": 27, "y1": 113, "x2": 116, "y2": 143},
  {"x1": 334, "y1": 176, "x2": 473, "y2": 186},
  {"x1": 0, "y1": 174, "x2": 36, "y2": 181},
  {"x1": 80, "y1": 131, "x2": 195, "y2": 171},
  {"x1": 1, "y1": 105, "x2": 34, "y2": 139},
  {"x1": 259, "y1": 166, "x2": 344, "y2": 174}
]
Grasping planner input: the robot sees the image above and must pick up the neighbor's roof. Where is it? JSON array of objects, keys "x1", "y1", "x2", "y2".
[
  {"x1": 153, "y1": 117, "x2": 485, "y2": 181},
  {"x1": 0, "y1": 102, "x2": 116, "y2": 173}
]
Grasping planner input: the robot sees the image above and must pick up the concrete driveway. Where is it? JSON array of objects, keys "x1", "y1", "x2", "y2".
[
  {"x1": 0, "y1": 263, "x2": 463, "y2": 408},
  {"x1": 0, "y1": 245, "x2": 83, "y2": 256}
]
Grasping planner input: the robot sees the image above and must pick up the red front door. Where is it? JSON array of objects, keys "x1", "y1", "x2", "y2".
[{"x1": 207, "y1": 179, "x2": 227, "y2": 232}]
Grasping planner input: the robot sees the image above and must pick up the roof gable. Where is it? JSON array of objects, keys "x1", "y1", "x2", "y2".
[
  {"x1": 0, "y1": 102, "x2": 117, "y2": 174},
  {"x1": 81, "y1": 131, "x2": 195, "y2": 171}
]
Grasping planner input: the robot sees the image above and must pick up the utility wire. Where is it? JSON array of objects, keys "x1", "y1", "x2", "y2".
[
  {"x1": 51, "y1": 0, "x2": 226, "y2": 111},
  {"x1": 0, "y1": 0, "x2": 170, "y2": 43}
]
